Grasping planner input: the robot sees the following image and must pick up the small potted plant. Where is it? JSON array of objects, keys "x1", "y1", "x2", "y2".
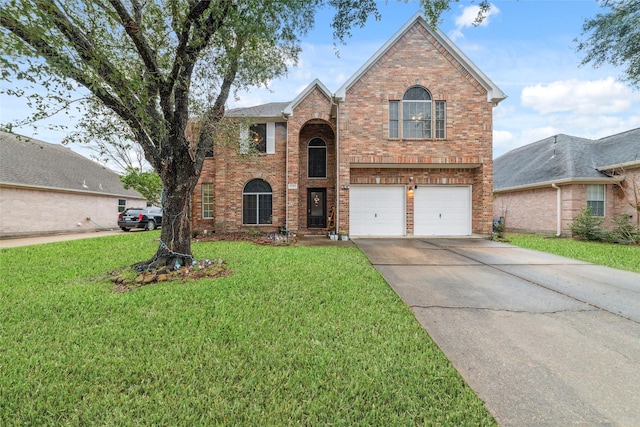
[
  {"x1": 329, "y1": 229, "x2": 338, "y2": 241},
  {"x1": 340, "y1": 232, "x2": 349, "y2": 241}
]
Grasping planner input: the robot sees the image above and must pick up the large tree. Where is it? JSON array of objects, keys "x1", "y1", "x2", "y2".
[
  {"x1": 577, "y1": 0, "x2": 640, "y2": 89},
  {"x1": 0, "y1": 0, "x2": 393, "y2": 268}
]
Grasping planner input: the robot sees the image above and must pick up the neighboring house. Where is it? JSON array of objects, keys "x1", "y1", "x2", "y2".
[
  {"x1": 190, "y1": 13, "x2": 506, "y2": 237},
  {"x1": 493, "y1": 128, "x2": 640, "y2": 236},
  {"x1": 0, "y1": 131, "x2": 147, "y2": 238}
]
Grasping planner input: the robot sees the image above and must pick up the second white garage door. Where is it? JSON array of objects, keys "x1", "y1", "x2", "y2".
[
  {"x1": 414, "y1": 186, "x2": 471, "y2": 236},
  {"x1": 349, "y1": 186, "x2": 405, "y2": 236}
]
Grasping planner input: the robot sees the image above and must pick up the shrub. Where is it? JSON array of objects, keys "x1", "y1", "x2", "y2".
[
  {"x1": 570, "y1": 205, "x2": 605, "y2": 241},
  {"x1": 607, "y1": 214, "x2": 640, "y2": 245}
]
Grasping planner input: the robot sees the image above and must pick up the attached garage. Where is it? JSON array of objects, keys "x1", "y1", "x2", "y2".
[
  {"x1": 414, "y1": 186, "x2": 471, "y2": 236},
  {"x1": 349, "y1": 186, "x2": 405, "y2": 236}
]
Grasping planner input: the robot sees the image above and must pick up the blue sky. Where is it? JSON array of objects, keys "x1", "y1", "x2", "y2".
[{"x1": 2, "y1": 0, "x2": 639, "y2": 161}]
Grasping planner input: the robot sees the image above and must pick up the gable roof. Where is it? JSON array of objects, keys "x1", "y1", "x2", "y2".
[
  {"x1": 494, "y1": 128, "x2": 640, "y2": 191},
  {"x1": 335, "y1": 13, "x2": 506, "y2": 104},
  {"x1": 283, "y1": 78, "x2": 333, "y2": 116},
  {"x1": 0, "y1": 131, "x2": 144, "y2": 198}
]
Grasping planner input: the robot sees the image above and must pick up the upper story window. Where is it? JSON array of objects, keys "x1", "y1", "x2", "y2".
[
  {"x1": 308, "y1": 138, "x2": 327, "y2": 178},
  {"x1": 250, "y1": 124, "x2": 267, "y2": 153},
  {"x1": 403, "y1": 86, "x2": 432, "y2": 139},
  {"x1": 389, "y1": 86, "x2": 446, "y2": 139},
  {"x1": 241, "y1": 123, "x2": 277, "y2": 154},
  {"x1": 587, "y1": 184, "x2": 605, "y2": 217}
]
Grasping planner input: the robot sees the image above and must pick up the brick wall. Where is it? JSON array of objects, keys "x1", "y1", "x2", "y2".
[
  {"x1": 337, "y1": 23, "x2": 495, "y2": 235},
  {"x1": 493, "y1": 176, "x2": 640, "y2": 236},
  {"x1": 190, "y1": 20, "x2": 500, "y2": 237},
  {"x1": 0, "y1": 186, "x2": 146, "y2": 237},
  {"x1": 612, "y1": 167, "x2": 640, "y2": 224},
  {"x1": 493, "y1": 187, "x2": 558, "y2": 235},
  {"x1": 191, "y1": 121, "x2": 288, "y2": 233}
]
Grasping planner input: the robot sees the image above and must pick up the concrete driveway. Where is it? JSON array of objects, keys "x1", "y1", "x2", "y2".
[{"x1": 354, "y1": 238, "x2": 640, "y2": 427}]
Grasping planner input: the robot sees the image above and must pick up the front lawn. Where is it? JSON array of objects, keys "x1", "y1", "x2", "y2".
[
  {"x1": 506, "y1": 233, "x2": 640, "y2": 273},
  {"x1": 0, "y1": 232, "x2": 495, "y2": 426}
]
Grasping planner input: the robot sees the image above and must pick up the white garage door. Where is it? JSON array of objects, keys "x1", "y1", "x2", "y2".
[
  {"x1": 414, "y1": 186, "x2": 471, "y2": 236},
  {"x1": 350, "y1": 186, "x2": 405, "y2": 236}
]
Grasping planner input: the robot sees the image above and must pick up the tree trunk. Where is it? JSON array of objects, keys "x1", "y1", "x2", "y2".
[{"x1": 145, "y1": 139, "x2": 201, "y2": 270}]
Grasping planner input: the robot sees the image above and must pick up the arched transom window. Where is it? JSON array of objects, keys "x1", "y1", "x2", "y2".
[
  {"x1": 389, "y1": 86, "x2": 446, "y2": 139},
  {"x1": 403, "y1": 86, "x2": 432, "y2": 139},
  {"x1": 242, "y1": 179, "x2": 272, "y2": 225}
]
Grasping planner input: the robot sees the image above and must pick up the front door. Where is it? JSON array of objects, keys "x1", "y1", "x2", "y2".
[{"x1": 307, "y1": 188, "x2": 326, "y2": 228}]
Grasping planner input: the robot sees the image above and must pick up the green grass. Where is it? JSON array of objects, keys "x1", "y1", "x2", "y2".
[
  {"x1": 0, "y1": 232, "x2": 495, "y2": 426},
  {"x1": 506, "y1": 233, "x2": 640, "y2": 273}
]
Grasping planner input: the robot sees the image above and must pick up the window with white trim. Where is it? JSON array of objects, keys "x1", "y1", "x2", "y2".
[
  {"x1": 587, "y1": 184, "x2": 605, "y2": 217},
  {"x1": 241, "y1": 122, "x2": 276, "y2": 154},
  {"x1": 388, "y1": 86, "x2": 446, "y2": 139},
  {"x1": 242, "y1": 179, "x2": 272, "y2": 225},
  {"x1": 118, "y1": 199, "x2": 126, "y2": 212},
  {"x1": 202, "y1": 183, "x2": 213, "y2": 219}
]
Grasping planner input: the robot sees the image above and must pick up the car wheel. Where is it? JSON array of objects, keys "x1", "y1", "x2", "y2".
[
  {"x1": 145, "y1": 220, "x2": 156, "y2": 231},
  {"x1": 120, "y1": 227, "x2": 130, "y2": 232}
]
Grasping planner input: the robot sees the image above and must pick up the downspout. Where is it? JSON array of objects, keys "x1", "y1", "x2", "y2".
[
  {"x1": 334, "y1": 98, "x2": 340, "y2": 234},
  {"x1": 551, "y1": 183, "x2": 561, "y2": 237},
  {"x1": 283, "y1": 113, "x2": 290, "y2": 233}
]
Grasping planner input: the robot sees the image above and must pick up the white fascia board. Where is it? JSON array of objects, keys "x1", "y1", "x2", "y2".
[
  {"x1": 597, "y1": 160, "x2": 640, "y2": 171},
  {"x1": 335, "y1": 13, "x2": 507, "y2": 105},
  {"x1": 0, "y1": 181, "x2": 144, "y2": 199},
  {"x1": 493, "y1": 176, "x2": 623, "y2": 193}
]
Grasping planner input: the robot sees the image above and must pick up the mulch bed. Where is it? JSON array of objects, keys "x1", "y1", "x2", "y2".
[{"x1": 194, "y1": 231, "x2": 297, "y2": 245}]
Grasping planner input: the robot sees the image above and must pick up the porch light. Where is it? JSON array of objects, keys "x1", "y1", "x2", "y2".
[{"x1": 407, "y1": 177, "x2": 417, "y2": 193}]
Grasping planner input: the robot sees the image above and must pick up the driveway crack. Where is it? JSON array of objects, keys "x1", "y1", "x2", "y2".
[{"x1": 409, "y1": 304, "x2": 599, "y2": 315}]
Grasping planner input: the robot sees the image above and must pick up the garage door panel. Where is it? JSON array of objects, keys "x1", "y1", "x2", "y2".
[
  {"x1": 350, "y1": 186, "x2": 405, "y2": 236},
  {"x1": 414, "y1": 186, "x2": 471, "y2": 236}
]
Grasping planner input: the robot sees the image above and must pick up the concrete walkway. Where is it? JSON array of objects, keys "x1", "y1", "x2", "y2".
[
  {"x1": 0, "y1": 230, "x2": 123, "y2": 249},
  {"x1": 354, "y1": 238, "x2": 640, "y2": 427}
]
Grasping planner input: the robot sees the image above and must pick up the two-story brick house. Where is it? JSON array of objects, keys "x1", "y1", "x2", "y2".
[{"x1": 191, "y1": 13, "x2": 506, "y2": 237}]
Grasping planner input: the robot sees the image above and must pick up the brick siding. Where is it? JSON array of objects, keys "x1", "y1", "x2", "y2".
[{"x1": 190, "y1": 20, "x2": 497, "y2": 237}]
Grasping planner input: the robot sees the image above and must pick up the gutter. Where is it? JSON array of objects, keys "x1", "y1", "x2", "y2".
[
  {"x1": 597, "y1": 159, "x2": 640, "y2": 172},
  {"x1": 494, "y1": 176, "x2": 623, "y2": 194},
  {"x1": 0, "y1": 181, "x2": 143, "y2": 199},
  {"x1": 551, "y1": 183, "x2": 561, "y2": 237}
]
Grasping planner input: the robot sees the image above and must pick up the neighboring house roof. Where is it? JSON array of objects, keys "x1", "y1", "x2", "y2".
[
  {"x1": 0, "y1": 130, "x2": 144, "y2": 198},
  {"x1": 494, "y1": 128, "x2": 640, "y2": 191},
  {"x1": 226, "y1": 102, "x2": 291, "y2": 118},
  {"x1": 335, "y1": 12, "x2": 507, "y2": 104}
]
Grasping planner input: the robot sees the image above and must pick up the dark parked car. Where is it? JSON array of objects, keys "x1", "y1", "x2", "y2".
[{"x1": 118, "y1": 207, "x2": 162, "y2": 231}]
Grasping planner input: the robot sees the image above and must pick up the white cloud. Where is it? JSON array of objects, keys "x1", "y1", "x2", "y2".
[
  {"x1": 521, "y1": 77, "x2": 635, "y2": 115},
  {"x1": 492, "y1": 130, "x2": 517, "y2": 157},
  {"x1": 450, "y1": 3, "x2": 500, "y2": 41}
]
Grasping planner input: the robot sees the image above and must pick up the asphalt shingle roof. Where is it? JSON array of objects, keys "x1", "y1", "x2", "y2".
[
  {"x1": 494, "y1": 128, "x2": 640, "y2": 190},
  {"x1": 226, "y1": 102, "x2": 291, "y2": 118},
  {"x1": 0, "y1": 131, "x2": 144, "y2": 198}
]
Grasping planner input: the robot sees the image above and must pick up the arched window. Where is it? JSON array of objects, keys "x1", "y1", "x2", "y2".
[
  {"x1": 308, "y1": 138, "x2": 327, "y2": 178},
  {"x1": 403, "y1": 86, "x2": 432, "y2": 139},
  {"x1": 242, "y1": 179, "x2": 272, "y2": 225}
]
